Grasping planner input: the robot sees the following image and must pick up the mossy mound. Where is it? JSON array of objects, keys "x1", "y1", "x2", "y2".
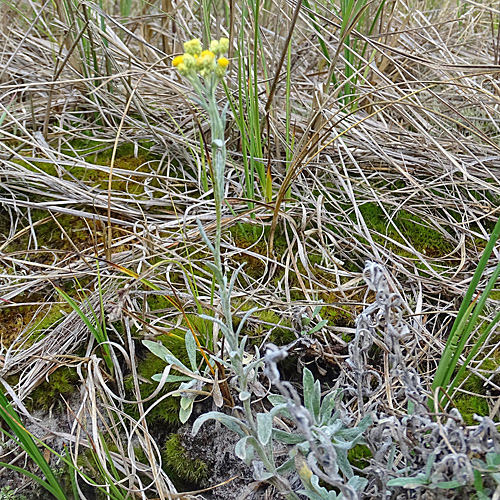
[
  {"x1": 162, "y1": 434, "x2": 209, "y2": 489},
  {"x1": 358, "y1": 203, "x2": 454, "y2": 258},
  {"x1": 453, "y1": 360, "x2": 499, "y2": 426},
  {"x1": 0, "y1": 297, "x2": 71, "y2": 348},
  {"x1": 123, "y1": 331, "x2": 195, "y2": 429},
  {"x1": 28, "y1": 366, "x2": 80, "y2": 411}
]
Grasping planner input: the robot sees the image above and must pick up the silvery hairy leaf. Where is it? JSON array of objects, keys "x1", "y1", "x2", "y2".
[
  {"x1": 303, "y1": 367, "x2": 321, "y2": 422},
  {"x1": 257, "y1": 412, "x2": 273, "y2": 445},
  {"x1": 196, "y1": 218, "x2": 215, "y2": 254},
  {"x1": 253, "y1": 461, "x2": 275, "y2": 481},
  {"x1": 151, "y1": 373, "x2": 193, "y2": 383},
  {"x1": 185, "y1": 330, "x2": 197, "y2": 372},
  {"x1": 235, "y1": 435, "x2": 256, "y2": 465},
  {"x1": 179, "y1": 398, "x2": 194, "y2": 424},
  {"x1": 192, "y1": 411, "x2": 248, "y2": 437},
  {"x1": 272, "y1": 429, "x2": 306, "y2": 445},
  {"x1": 142, "y1": 340, "x2": 191, "y2": 373}
]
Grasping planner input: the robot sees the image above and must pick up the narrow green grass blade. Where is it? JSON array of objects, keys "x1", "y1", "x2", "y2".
[
  {"x1": 431, "y1": 301, "x2": 474, "y2": 398},
  {"x1": 431, "y1": 215, "x2": 500, "y2": 407},
  {"x1": 0, "y1": 461, "x2": 63, "y2": 497},
  {"x1": 0, "y1": 393, "x2": 67, "y2": 499},
  {"x1": 54, "y1": 286, "x2": 114, "y2": 373},
  {"x1": 302, "y1": 0, "x2": 331, "y2": 62},
  {"x1": 55, "y1": 287, "x2": 101, "y2": 339},
  {"x1": 449, "y1": 307, "x2": 500, "y2": 397},
  {"x1": 446, "y1": 261, "x2": 500, "y2": 385}
]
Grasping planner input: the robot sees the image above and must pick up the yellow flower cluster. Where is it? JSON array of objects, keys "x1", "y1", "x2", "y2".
[{"x1": 172, "y1": 38, "x2": 230, "y2": 79}]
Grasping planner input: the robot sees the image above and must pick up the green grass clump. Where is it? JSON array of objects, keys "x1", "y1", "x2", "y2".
[{"x1": 162, "y1": 434, "x2": 209, "y2": 488}]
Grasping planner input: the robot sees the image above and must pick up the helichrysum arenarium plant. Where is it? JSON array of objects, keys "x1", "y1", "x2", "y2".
[
  {"x1": 143, "y1": 38, "x2": 232, "y2": 423},
  {"x1": 145, "y1": 37, "x2": 371, "y2": 500},
  {"x1": 171, "y1": 37, "x2": 230, "y2": 269}
]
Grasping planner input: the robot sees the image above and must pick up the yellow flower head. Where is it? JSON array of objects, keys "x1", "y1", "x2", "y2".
[
  {"x1": 200, "y1": 50, "x2": 215, "y2": 61},
  {"x1": 217, "y1": 57, "x2": 229, "y2": 68},
  {"x1": 172, "y1": 55, "x2": 184, "y2": 67},
  {"x1": 196, "y1": 50, "x2": 216, "y2": 77},
  {"x1": 183, "y1": 38, "x2": 202, "y2": 56},
  {"x1": 175, "y1": 39, "x2": 229, "y2": 80},
  {"x1": 215, "y1": 57, "x2": 229, "y2": 78}
]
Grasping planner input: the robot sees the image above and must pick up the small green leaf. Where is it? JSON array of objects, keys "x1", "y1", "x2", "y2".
[
  {"x1": 235, "y1": 436, "x2": 255, "y2": 465},
  {"x1": 347, "y1": 475, "x2": 368, "y2": 492},
  {"x1": 303, "y1": 368, "x2": 315, "y2": 412},
  {"x1": 151, "y1": 373, "x2": 193, "y2": 383},
  {"x1": 185, "y1": 331, "x2": 198, "y2": 372},
  {"x1": 179, "y1": 400, "x2": 193, "y2": 424},
  {"x1": 303, "y1": 368, "x2": 320, "y2": 420},
  {"x1": 268, "y1": 394, "x2": 287, "y2": 406},
  {"x1": 430, "y1": 480, "x2": 464, "y2": 489},
  {"x1": 319, "y1": 391, "x2": 337, "y2": 424},
  {"x1": 272, "y1": 429, "x2": 305, "y2": 444},
  {"x1": 192, "y1": 411, "x2": 248, "y2": 437},
  {"x1": 257, "y1": 412, "x2": 273, "y2": 445},
  {"x1": 142, "y1": 340, "x2": 190, "y2": 371},
  {"x1": 180, "y1": 396, "x2": 193, "y2": 410},
  {"x1": 334, "y1": 449, "x2": 350, "y2": 478},
  {"x1": 239, "y1": 391, "x2": 251, "y2": 401},
  {"x1": 276, "y1": 456, "x2": 296, "y2": 474},
  {"x1": 387, "y1": 476, "x2": 428, "y2": 487},
  {"x1": 305, "y1": 319, "x2": 328, "y2": 335}
]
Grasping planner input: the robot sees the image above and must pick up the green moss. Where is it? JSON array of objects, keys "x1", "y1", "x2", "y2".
[
  {"x1": 453, "y1": 368, "x2": 494, "y2": 425},
  {"x1": 28, "y1": 366, "x2": 79, "y2": 411},
  {"x1": 233, "y1": 299, "x2": 294, "y2": 345},
  {"x1": 347, "y1": 444, "x2": 372, "y2": 470},
  {"x1": 358, "y1": 203, "x2": 454, "y2": 258},
  {"x1": 1, "y1": 211, "x2": 95, "y2": 260},
  {"x1": 0, "y1": 298, "x2": 72, "y2": 349},
  {"x1": 28, "y1": 304, "x2": 69, "y2": 334},
  {"x1": 14, "y1": 140, "x2": 165, "y2": 204},
  {"x1": 228, "y1": 223, "x2": 290, "y2": 279},
  {"x1": 123, "y1": 351, "x2": 182, "y2": 428},
  {"x1": 449, "y1": 340, "x2": 500, "y2": 425},
  {"x1": 454, "y1": 392, "x2": 490, "y2": 426},
  {"x1": 162, "y1": 434, "x2": 209, "y2": 488}
]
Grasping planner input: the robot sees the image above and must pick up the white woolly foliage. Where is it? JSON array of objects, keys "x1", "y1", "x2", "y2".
[{"x1": 345, "y1": 262, "x2": 500, "y2": 499}]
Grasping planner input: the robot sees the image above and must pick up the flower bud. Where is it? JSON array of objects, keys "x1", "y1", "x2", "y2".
[
  {"x1": 183, "y1": 38, "x2": 202, "y2": 56},
  {"x1": 218, "y1": 38, "x2": 229, "y2": 54}
]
